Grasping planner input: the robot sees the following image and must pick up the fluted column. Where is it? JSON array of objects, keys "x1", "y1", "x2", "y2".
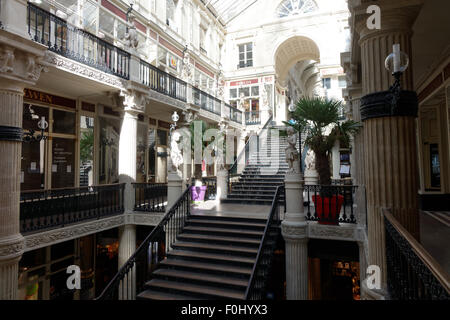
[
  {"x1": 355, "y1": 1, "x2": 422, "y2": 297},
  {"x1": 0, "y1": 88, "x2": 25, "y2": 300},
  {"x1": 118, "y1": 224, "x2": 136, "y2": 300}
]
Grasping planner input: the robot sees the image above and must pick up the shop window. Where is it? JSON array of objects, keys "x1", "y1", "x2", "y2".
[
  {"x1": 338, "y1": 76, "x2": 347, "y2": 88},
  {"x1": 251, "y1": 86, "x2": 259, "y2": 96},
  {"x1": 157, "y1": 129, "x2": 168, "y2": 146},
  {"x1": 52, "y1": 138, "x2": 75, "y2": 188},
  {"x1": 238, "y1": 43, "x2": 253, "y2": 68},
  {"x1": 239, "y1": 87, "x2": 250, "y2": 97},
  {"x1": 53, "y1": 109, "x2": 76, "y2": 135},
  {"x1": 99, "y1": 117, "x2": 121, "y2": 184},
  {"x1": 80, "y1": 116, "x2": 94, "y2": 187},
  {"x1": 230, "y1": 88, "x2": 237, "y2": 99},
  {"x1": 23, "y1": 104, "x2": 49, "y2": 132}
]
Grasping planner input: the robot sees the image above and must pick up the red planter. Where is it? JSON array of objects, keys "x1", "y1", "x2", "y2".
[{"x1": 312, "y1": 194, "x2": 344, "y2": 225}]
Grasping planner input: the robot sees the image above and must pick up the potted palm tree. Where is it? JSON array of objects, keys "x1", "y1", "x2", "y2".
[{"x1": 285, "y1": 97, "x2": 360, "y2": 224}]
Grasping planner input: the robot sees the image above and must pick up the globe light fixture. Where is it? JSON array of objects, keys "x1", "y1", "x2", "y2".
[
  {"x1": 385, "y1": 44, "x2": 410, "y2": 109},
  {"x1": 170, "y1": 111, "x2": 179, "y2": 134},
  {"x1": 23, "y1": 106, "x2": 48, "y2": 143},
  {"x1": 288, "y1": 100, "x2": 296, "y2": 112}
]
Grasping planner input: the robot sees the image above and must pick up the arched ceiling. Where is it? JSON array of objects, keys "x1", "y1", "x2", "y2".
[{"x1": 274, "y1": 36, "x2": 320, "y2": 82}]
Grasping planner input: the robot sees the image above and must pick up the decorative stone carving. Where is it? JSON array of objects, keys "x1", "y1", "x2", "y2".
[
  {"x1": 168, "y1": 131, "x2": 183, "y2": 175},
  {"x1": 261, "y1": 85, "x2": 269, "y2": 109},
  {"x1": 285, "y1": 127, "x2": 300, "y2": 173},
  {"x1": 43, "y1": 52, "x2": 125, "y2": 88},
  {"x1": 0, "y1": 46, "x2": 14, "y2": 73},
  {"x1": 216, "y1": 70, "x2": 225, "y2": 98},
  {"x1": 309, "y1": 224, "x2": 356, "y2": 240},
  {"x1": 0, "y1": 236, "x2": 24, "y2": 261},
  {"x1": 24, "y1": 216, "x2": 125, "y2": 251},
  {"x1": 123, "y1": 13, "x2": 139, "y2": 50},
  {"x1": 182, "y1": 109, "x2": 197, "y2": 126},
  {"x1": 181, "y1": 52, "x2": 193, "y2": 83},
  {"x1": 281, "y1": 223, "x2": 308, "y2": 239},
  {"x1": 305, "y1": 149, "x2": 316, "y2": 170},
  {"x1": 132, "y1": 213, "x2": 164, "y2": 226},
  {"x1": 120, "y1": 89, "x2": 148, "y2": 113}
]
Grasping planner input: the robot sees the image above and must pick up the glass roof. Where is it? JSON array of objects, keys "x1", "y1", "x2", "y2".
[{"x1": 201, "y1": 0, "x2": 259, "y2": 26}]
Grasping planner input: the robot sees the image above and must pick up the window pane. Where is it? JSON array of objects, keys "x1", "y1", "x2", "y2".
[
  {"x1": 230, "y1": 89, "x2": 237, "y2": 99},
  {"x1": 239, "y1": 53, "x2": 245, "y2": 60},
  {"x1": 21, "y1": 140, "x2": 46, "y2": 191},
  {"x1": 23, "y1": 104, "x2": 49, "y2": 132},
  {"x1": 53, "y1": 109, "x2": 76, "y2": 134},
  {"x1": 247, "y1": 60, "x2": 253, "y2": 67},
  {"x1": 246, "y1": 51, "x2": 253, "y2": 59},
  {"x1": 158, "y1": 47, "x2": 167, "y2": 65},
  {"x1": 246, "y1": 43, "x2": 252, "y2": 51},
  {"x1": 251, "y1": 86, "x2": 259, "y2": 96},
  {"x1": 338, "y1": 76, "x2": 347, "y2": 88},
  {"x1": 79, "y1": 116, "x2": 94, "y2": 187},
  {"x1": 83, "y1": 1, "x2": 97, "y2": 34},
  {"x1": 239, "y1": 87, "x2": 250, "y2": 97},
  {"x1": 99, "y1": 10, "x2": 114, "y2": 36},
  {"x1": 52, "y1": 138, "x2": 75, "y2": 188},
  {"x1": 239, "y1": 45, "x2": 244, "y2": 53}
]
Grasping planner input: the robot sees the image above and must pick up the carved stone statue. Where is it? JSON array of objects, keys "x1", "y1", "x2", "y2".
[
  {"x1": 305, "y1": 149, "x2": 316, "y2": 171},
  {"x1": 123, "y1": 14, "x2": 139, "y2": 50},
  {"x1": 181, "y1": 52, "x2": 193, "y2": 83},
  {"x1": 285, "y1": 127, "x2": 300, "y2": 174},
  {"x1": 261, "y1": 85, "x2": 269, "y2": 109},
  {"x1": 169, "y1": 131, "x2": 183, "y2": 175}
]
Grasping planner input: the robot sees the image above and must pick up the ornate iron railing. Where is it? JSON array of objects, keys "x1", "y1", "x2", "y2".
[
  {"x1": 228, "y1": 103, "x2": 243, "y2": 124},
  {"x1": 384, "y1": 210, "x2": 450, "y2": 300},
  {"x1": 140, "y1": 60, "x2": 187, "y2": 102},
  {"x1": 245, "y1": 185, "x2": 284, "y2": 300},
  {"x1": 20, "y1": 183, "x2": 125, "y2": 234},
  {"x1": 27, "y1": 3, "x2": 130, "y2": 79},
  {"x1": 133, "y1": 183, "x2": 168, "y2": 213},
  {"x1": 192, "y1": 87, "x2": 221, "y2": 115},
  {"x1": 245, "y1": 111, "x2": 261, "y2": 125},
  {"x1": 96, "y1": 187, "x2": 191, "y2": 300},
  {"x1": 304, "y1": 185, "x2": 357, "y2": 224}
]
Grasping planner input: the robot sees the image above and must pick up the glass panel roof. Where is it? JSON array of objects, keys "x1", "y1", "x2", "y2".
[{"x1": 202, "y1": 0, "x2": 258, "y2": 26}]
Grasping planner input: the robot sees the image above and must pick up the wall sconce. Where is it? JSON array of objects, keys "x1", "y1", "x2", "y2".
[{"x1": 385, "y1": 44, "x2": 409, "y2": 111}]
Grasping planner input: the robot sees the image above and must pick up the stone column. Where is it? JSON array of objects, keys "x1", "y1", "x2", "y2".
[
  {"x1": 355, "y1": 2, "x2": 423, "y2": 297},
  {"x1": 118, "y1": 224, "x2": 136, "y2": 300},
  {"x1": 0, "y1": 29, "x2": 46, "y2": 299},
  {"x1": 119, "y1": 109, "x2": 138, "y2": 212},
  {"x1": 281, "y1": 171, "x2": 309, "y2": 300}
]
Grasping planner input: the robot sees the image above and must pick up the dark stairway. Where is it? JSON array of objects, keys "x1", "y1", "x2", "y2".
[
  {"x1": 222, "y1": 128, "x2": 289, "y2": 205},
  {"x1": 137, "y1": 215, "x2": 269, "y2": 300}
]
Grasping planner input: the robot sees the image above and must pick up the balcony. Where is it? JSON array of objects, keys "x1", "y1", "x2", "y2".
[
  {"x1": 20, "y1": 183, "x2": 125, "y2": 234},
  {"x1": 225, "y1": 103, "x2": 243, "y2": 125},
  {"x1": 245, "y1": 111, "x2": 261, "y2": 125},
  {"x1": 27, "y1": 3, "x2": 130, "y2": 79},
  {"x1": 192, "y1": 87, "x2": 221, "y2": 116},
  {"x1": 140, "y1": 60, "x2": 187, "y2": 102}
]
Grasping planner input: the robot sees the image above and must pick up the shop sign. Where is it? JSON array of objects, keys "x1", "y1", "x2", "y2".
[
  {"x1": 229, "y1": 79, "x2": 259, "y2": 87},
  {"x1": 24, "y1": 88, "x2": 76, "y2": 109},
  {"x1": 169, "y1": 55, "x2": 178, "y2": 70}
]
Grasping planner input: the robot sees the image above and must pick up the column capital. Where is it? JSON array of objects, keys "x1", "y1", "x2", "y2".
[
  {"x1": 281, "y1": 220, "x2": 308, "y2": 241},
  {"x1": 0, "y1": 234, "x2": 25, "y2": 263},
  {"x1": 0, "y1": 31, "x2": 48, "y2": 91},
  {"x1": 354, "y1": 1, "x2": 423, "y2": 43},
  {"x1": 120, "y1": 89, "x2": 149, "y2": 114}
]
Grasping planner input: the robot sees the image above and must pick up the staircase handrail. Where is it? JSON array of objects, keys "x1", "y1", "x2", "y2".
[
  {"x1": 95, "y1": 187, "x2": 191, "y2": 300},
  {"x1": 244, "y1": 185, "x2": 284, "y2": 300},
  {"x1": 228, "y1": 115, "x2": 273, "y2": 176}
]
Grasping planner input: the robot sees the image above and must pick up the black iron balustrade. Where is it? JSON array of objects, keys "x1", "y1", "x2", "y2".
[
  {"x1": 96, "y1": 187, "x2": 191, "y2": 300},
  {"x1": 201, "y1": 176, "x2": 217, "y2": 200},
  {"x1": 304, "y1": 185, "x2": 357, "y2": 224},
  {"x1": 228, "y1": 103, "x2": 243, "y2": 124},
  {"x1": 384, "y1": 210, "x2": 450, "y2": 300},
  {"x1": 20, "y1": 183, "x2": 125, "y2": 234},
  {"x1": 192, "y1": 87, "x2": 221, "y2": 115},
  {"x1": 140, "y1": 60, "x2": 187, "y2": 102},
  {"x1": 245, "y1": 111, "x2": 261, "y2": 125},
  {"x1": 245, "y1": 185, "x2": 284, "y2": 300},
  {"x1": 27, "y1": 3, "x2": 130, "y2": 79},
  {"x1": 133, "y1": 183, "x2": 167, "y2": 213}
]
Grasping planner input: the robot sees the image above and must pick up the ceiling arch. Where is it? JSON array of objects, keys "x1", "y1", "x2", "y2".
[{"x1": 274, "y1": 35, "x2": 320, "y2": 82}]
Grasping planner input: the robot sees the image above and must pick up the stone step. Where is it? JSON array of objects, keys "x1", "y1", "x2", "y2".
[{"x1": 167, "y1": 249, "x2": 256, "y2": 267}]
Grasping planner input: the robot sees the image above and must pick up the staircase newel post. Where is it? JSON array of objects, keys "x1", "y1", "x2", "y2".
[{"x1": 281, "y1": 127, "x2": 309, "y2": 300}]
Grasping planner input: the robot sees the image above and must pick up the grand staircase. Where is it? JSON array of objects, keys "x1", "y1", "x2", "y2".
[
  {"x1": 223, "y1": 126, "x2": 289, "y2": 205},
  {"x1": 137, "y1": 215, "x2": 268, "y2": 300}
]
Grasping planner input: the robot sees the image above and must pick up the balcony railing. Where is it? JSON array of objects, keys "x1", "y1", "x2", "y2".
[
  {"x1": 384, "y1": 209, "x2": 450, "y2": 300},
  {"x1": 20, "y1": 183, "x2": 125, "y2": 234},
  {"x1": 228, "y1": 103, "x2": 243, "y2": 124},
  {"x1": 133, "y1": 183, "x2": 167, "y2": 213},
  {"x1": 140, "y1": 60, "x2": 187, "y2": 102},
  {"x1": 28, "y1": 3, "x2": 130, "y2": 79},
  {"x1": 192, "y1": 87, "x2": 221, "y2": 115},
  {"x1": 245, "y1": 111, "x2": 261, "y2": 125},
  {"x1": 304, "y1": 185, "x2": 357, "y2": 224}
]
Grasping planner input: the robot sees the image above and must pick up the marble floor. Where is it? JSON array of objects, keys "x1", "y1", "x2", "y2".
[
  {"x1": 419, "y1": 210, "x2": 450, "y2": 274},
  {"x1": 190, "y1": 200, "x2": 272, "y2": 219}
]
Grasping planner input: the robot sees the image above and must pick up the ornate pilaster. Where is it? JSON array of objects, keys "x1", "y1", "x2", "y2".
[{"x1": 0, "y1": 28, "x2": 47, "y2": 299}]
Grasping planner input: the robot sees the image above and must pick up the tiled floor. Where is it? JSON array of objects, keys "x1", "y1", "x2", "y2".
[
  {"x1": 419, "y1": 211, "x2": 450, "y2": 274},
  {"x1": 191, "y1": 200, "x2": 272, "y2": 219}
]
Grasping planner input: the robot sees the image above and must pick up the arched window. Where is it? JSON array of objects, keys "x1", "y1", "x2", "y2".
[{"x1": 276, "y1": 0, "x2": 318, "y2": 18}]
